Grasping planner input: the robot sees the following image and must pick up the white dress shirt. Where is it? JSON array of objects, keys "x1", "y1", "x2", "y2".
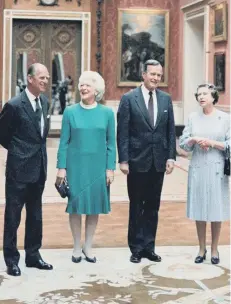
[
  {"x1": 141, "y1": 84, "x2": 158, "y2": 126},
  {"x1": 25, "y1": 87, "x2": 44, "y2": 136}
]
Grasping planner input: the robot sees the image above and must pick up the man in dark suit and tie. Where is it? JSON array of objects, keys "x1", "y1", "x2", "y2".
[
  {"x1": 117, "y1": 59, "x2": 176, "y2": 263},
  {"x1": 0, "y1": 63, "x2": 53, "y2": 276}
]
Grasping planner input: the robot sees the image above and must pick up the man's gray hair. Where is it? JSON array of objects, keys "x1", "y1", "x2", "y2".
[
  {"x1": 78, "y1": 71, "x2": 105, "y2": 102},
  {"x1": 27, "y1": 64, "x2": 37, "y2": 76},
  {"x1": 27, "y1": 63, "x2": 47, "y2": 76},
  {"x1": 144, "y1": 59, "x2": 162, "y2": 73}
]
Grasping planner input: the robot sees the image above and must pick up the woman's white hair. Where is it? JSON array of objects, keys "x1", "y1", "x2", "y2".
[{"x1": 78, "y1": 71, "x2": 105, "y2": 102}]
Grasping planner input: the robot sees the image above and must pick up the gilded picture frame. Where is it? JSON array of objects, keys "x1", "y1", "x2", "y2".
[
  {"x1": 211, "y1": 2, "x2": 228, "y2": 42},
  {"x1": 214, "y1": 52, "x2": 225, "y2": 92},
  {"x1": 117, "y1": 9, "x2": 169, "y2": 87}
]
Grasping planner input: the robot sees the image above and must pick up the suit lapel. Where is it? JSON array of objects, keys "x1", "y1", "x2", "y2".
[
  {"x1": 154, "y1": 89, "x2": 164, "y2": 130},
  {"x1": 40, "y1": 95, "x2": 48, "y2": 138},
  {"x1": 134, "y1": 87, "x2": 153, "y2": 130},
  {"x1": 21, "y1": 90, "x2": 41, "y2": 138}
]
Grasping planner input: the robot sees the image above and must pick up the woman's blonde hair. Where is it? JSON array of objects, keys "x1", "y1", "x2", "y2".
[{"x1": 78, "y1": 71, "x2": 105, "y2": 103}]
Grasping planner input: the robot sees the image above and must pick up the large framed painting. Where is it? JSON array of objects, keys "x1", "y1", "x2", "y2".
[
  {"x1": 214, "y1": 52, "x2": 225, "y2": 92},
  {"x1": 211, "y1": 2, "x2": 227, "y2": 42},
  {"x1": 117, "y1": 9, "x2": 169, "y2": 87}
]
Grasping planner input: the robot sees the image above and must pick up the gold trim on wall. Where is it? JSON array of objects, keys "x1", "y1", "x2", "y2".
[{"x1": 117, "y1": 8, "x2": 169, "y2": 87}]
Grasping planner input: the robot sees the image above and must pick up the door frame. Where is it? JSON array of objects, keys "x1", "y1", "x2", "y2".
[
  {"x1": 182, "y1": 4, "x2": 209, "y2": 124},
  {"x1": 2, "y1": 9, "x2": 91, "y2": 105}
]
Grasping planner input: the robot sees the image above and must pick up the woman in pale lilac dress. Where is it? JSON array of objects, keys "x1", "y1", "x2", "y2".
[{"x1": 179, "y1": 83, "x2": 230, "y2": 265}]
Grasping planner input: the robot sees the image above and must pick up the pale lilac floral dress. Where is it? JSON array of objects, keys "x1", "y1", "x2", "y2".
[{"x1": 179, "y1": 110, "x2": 230, "y2": 222}]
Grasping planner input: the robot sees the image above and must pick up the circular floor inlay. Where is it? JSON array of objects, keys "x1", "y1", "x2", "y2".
[{"x1": 149, "y1": 262, "x2": 224, "y2": 280}]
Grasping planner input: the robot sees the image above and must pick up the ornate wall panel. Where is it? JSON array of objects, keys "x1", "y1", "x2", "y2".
[
  {"x1": 12, "y1": 19, "x2": 82, "y2": 113},
  {"x1": 5, "y1": 0, "x2": 91, "y2": 11},
  {"x1": 2, "y1": 10, "x2": 90, "y2": 105},
  {"x1": 103, "y1": 0, "x2": 180, "y2": 101},
  {"x1": 12, "y1": 21, "x2": 43, "y2": 96}
]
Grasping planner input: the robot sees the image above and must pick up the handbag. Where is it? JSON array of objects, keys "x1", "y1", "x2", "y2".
[
  {"x1": 55, "y1": 178, "x2": 70, "y2": 198},
  {"x1": 224, "y1": 145, "x2": 230, "y2": 176}
]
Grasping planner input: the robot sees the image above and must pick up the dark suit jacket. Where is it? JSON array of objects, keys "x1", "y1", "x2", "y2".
[
  {"x1": 117, "y1": 87, "x2": 176, "y2": 172},
  {"x1": 0, "y1": 90, "x2": 50, "y2": 182}
]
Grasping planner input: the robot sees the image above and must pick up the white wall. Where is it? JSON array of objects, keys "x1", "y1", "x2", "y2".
[{"x1": 183, "y1": 15, "x2": 205, "y2": 124}]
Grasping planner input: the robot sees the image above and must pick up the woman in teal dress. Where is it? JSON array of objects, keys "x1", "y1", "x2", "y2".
[{"x1": 56, "y1": 71, "x2": 116, "y2": 263}]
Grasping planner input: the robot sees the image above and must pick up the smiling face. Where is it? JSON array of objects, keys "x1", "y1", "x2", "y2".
[
  {"x1": 27, "y1": 64, "x2": 50, "y2": 96},
  {"x1": 79, "y1": 82, "x2": 96, "y2": 104},
  {"x1": 142, "y1": 64, "x2": 163, "y2": 91},
  {"x1": 196, "y1": 86, "x2": 215, "y2": 109}
]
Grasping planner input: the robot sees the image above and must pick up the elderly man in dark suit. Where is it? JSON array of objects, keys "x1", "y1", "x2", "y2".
[
  {"x1": 117, "y1": 59, "x2": 176, "y2": 263},
  {"x1": 0, "y1": 63, "x2": 53, "y2": 276}
]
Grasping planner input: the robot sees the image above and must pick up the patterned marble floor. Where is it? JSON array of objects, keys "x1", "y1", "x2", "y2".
[{"x1": 0, "y1": 246, "x2": 230, "y2": 304}]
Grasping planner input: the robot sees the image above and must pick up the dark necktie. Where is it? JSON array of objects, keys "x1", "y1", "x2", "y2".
[
  {"x1": 148, "y1": 91, "x2": 154, "y2": 126},
  {"x1": 35, "y1": 97, "x2": 42, "y2": 132}
]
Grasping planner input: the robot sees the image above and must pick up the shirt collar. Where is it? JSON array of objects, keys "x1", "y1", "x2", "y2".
[
  {"x1": 25, "y1": 87, "x2": 40, "y2": 102},
  {"x1": 80, "y1": 101, "x2": 97, "y2": 109},
  {"x1": 141, "y1": 84, "x2": 156, "y2": 97}
]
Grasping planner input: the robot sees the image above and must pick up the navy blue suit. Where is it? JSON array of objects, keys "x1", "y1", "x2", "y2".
[
  {"x1": 117, "y1": 86, "x2": 176, "y2": 253},
  {"x1": 0, "y1": 90, "x2": 49, "y2": 266}
]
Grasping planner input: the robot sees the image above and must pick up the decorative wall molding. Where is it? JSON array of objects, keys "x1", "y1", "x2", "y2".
[
  {"x1": 185, "y1": 7, "x2": 205, "y2": 19},
  {"x1": 181, "y1": 0, "x2": 217, "y2": 12},
  {"x1": 181, "y1": 0, "x2": 205, "y2": 10}
]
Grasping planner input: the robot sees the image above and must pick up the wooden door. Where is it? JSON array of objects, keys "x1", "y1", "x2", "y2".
[{"x1": 12, "y1": 19, "x2": 82, "y2": 115}]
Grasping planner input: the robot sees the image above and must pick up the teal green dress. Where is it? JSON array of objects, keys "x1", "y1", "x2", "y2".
[{"x1": 57, "y1": 103, "x2": 116, "y2": 214}]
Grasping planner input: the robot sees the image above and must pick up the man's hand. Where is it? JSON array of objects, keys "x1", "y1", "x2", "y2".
[
  {"x1": 56, "y1": 169, "x2": 66, "y2": 185},
  {"x1": 166, "y1": 160, "x2": 174, "y2": 175},
  {"x1": 120, "y1": 163, "x2": 129, "y2": 175}
]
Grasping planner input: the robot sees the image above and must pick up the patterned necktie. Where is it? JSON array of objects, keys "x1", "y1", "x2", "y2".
[
  {"x1": 148, "y1": 91, "x2": 154, "y2": 126},
  {"x1": 35, "y1": 97, "x2": 42, "y2": 133}
]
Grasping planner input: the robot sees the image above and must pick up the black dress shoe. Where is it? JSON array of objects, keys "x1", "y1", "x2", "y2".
[
  {"x1": 26, "y1": 259, "x2": 53, "y2": 270},
  {"x1": 7, "y1": 264, "x2": 21, "y2": 276},
  {"x1": 195, "y1": 249, "x2": 207, "y2": 264},
  {"x1": 142, "y1": 251, "x2": 162, "y2": 262},
  {"x1": 211, "y1": 252, "x2": 220, "y2": 265},
  {"x1": 72, "y1": 256, "x2": 82, "y2": 263},
  {"x1": 82, "y1": 249, "x2": 96, "y2": 263},
  {"x1": 130, "y1": 253, "x2": 142, "y2": 263}
]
